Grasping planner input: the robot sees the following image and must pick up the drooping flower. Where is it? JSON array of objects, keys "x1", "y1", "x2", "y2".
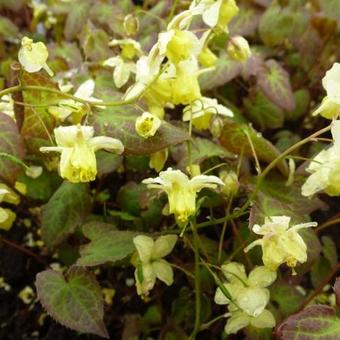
[
  {"x1": 214, "y1": 262, "x2": 277, "y2": 317},
  {"x1": 142, "y1": 168, "x2": 224, "y2": 226},
  {"x1": 135, "y1": 111, "x2": 162, "y2": 139},
  {"x1": 313, "y1": 62, "x2": 340, "y2": 119},
  {"x1": 0, "y1": 188, "x2": 16, "y2": 231},
  {"x1": 227, "y1": 36, "x2": 251, "y2": 62},
  {"x1": 40, "y1": 125, "x2": 124, "y2": 183},
  {"x1": 0, "y1": 95, "x2": 15, "y2": 120},
  {"x1": 190, "y1": 0, "x2": 239, "y2": 33},
  {"x1": 183, "y1": 96, "x2": 233, "y2": 130},
  {"x1": 109, "y1": 38, "x2": 143, "y2": 60},
  {"x1": 18, "y1": 37, "x2": 53, "y2": 76},
  {"x1": 244, "y1": 216, "x2": 317, "y2": 271},
  {"x1": 302, "y1": 120, "x2": 340, "y2": 197},
  {"x1": 103, "y1": 56, "x2": 136, "y2": 88},
  {"x1": 48, "y1": 79, "x2": 103, "y2": 122},
  {"x1": 149, "y1": 149, "x2": 168, "y2": 172},
  {"x1": 133, "y1": 234, "x2": 177, "y2": 296},
  {"x1": 214, "y1": 262, "x2": 276, "y2": 334}
]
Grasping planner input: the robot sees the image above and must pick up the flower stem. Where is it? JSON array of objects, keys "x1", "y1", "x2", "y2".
[{"x1": 191, "y1": 222, "x2": 201, "y2": 339}]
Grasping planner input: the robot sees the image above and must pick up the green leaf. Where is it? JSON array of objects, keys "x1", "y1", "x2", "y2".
[
  {"x1": 243, "y1": 89, "x2": 285, "y2": 130},
  {"x1": 41, "y1": 182, "x2": 92, "y2": 249},
  {"x1": 20, "y1": 71, "x2": 61, "y2": 154},
  {"x1": 77, "y1": 223, "x2": 137, "y2": 266},
  {"x1": 219, "y1": 119, "x2": 288, "y2": 175},
  {"x1": 276, "y1": 305, "x2": 340, "y2": 339},
  {"x1": 91, "y1": 106, "x2": 189, "y2": 155},
  {"x1": 64, "y1": 1, "x2": 91, "y2": 40},
  {"x1": 96, "y1": 151, "x2": 123, "y2": 178},
  {"x1": 322, "y1": 236, "x2": 338, "y2": 268},
  {"x1": 286, "y1": 89, "x2": 310, "y2": 121},
  {"x1": 35, "y1": 267, "x2": 108, "y2": 338},
  {"x1": 257, "y1": 60, "x2": 295, "y2": 112},
  {"x1": 259, "y1": 2, "x2": 307, "y2": 47},
  {"x1": 229, "y1": 5, "x2": 261, "y2": 37},
  {"x1": 172, "y1": 137, "x2": 234, "y2": 169},
  {"x1": 81, "y1": 27, "x2": 112, "y2": 62},
  {"x1": 270, "y1": 281, "x2": 304, "y2": 317},
  {"x1": 0, "y1": 113, "x2": 25, "y2": 184},
  {"x1": 199, "y1": 55, "x2": 241, "y2": 91},
  {"x1": 0, "y1": 16, "x2": 18, "y2": 39}
]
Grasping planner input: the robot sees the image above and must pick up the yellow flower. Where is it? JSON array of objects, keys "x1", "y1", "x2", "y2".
[
  {"x1": 18, "y1": 37, "x2": 53, "y2": 76},
  {"x1": 313, "y1": 63, "x2": 340, "y2": 119},
  {"x1": 142, "y1": 168, "x2": 224, "y2": 225},
  {"x1": 135, "y1": 112, "x2": 162, "y2": 139},
  {"x1": 109, "y1": 38, "x2": 142, "y2": 60},
  {"x1": 214, "y1": 262, "x2": 276, "y2": 334},
  {"x1": 133, "y1": 235, "x2": 177, "y2": 296},
  {"x1": 244, "y1": 216, "x2": 317, "y2": 271},
  {"x1": 158, "y1": 29, "x2": 199, "y2": 64},
  {"x1": 183, "y1": 97, "x2": 233, "y2": 130},
  {"x1": 149, "y1": 149, "x2": 168, "y2": 172},
  {"x1": 0, "y1": 95, "x2": 15, "y2": 120},
  {"x1": 40, "y1": 125, "x2": 124, "y2": 183},
  {"x1": 48, "y1": 79, "x2": 103, "y2": 122},
  {"x1": 191, "y1": 0, "x2": 239, "y2": 33},
  {"x1": 0, "y1": 188, "x2": 16, "y2": 231},
  {"x1": 302, "y1": 120, "x2": 340, "y2": 197},
  {"x1": 198, "y1": 46, "x2": 217, "y2": 67},
  {"x1": 227, "y1": 36, "x2": 251, "y2": 63},
  {"x1": 171, "y1": 59, "x2": 201, "y2": 105},
  {"x1": 103, "y1": 56, "x2": 136, "y2": 88}
]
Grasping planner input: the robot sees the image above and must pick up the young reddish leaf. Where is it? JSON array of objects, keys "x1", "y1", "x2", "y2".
[
  {"x1": 20, "y1": 71, "x2": 60, "y2": 154},
  {"x1": 77, "y1": 223, "x2": 138, "y2": 266},
  {"x1": 334, "y1": 277, "x2": 340, "y2": 307},
  {"x1": 229, "y1": 5, "x2": 261, "y2": 37},
  {"x1": 91, "y1": 107, "x2": 190, "y2": 155},
  {"x1": 41, "y1": 182, "x2": 92, "y2": 249},
  {"x1": 0, "y1": 113, "x2": 25, "y2": 184},
  {"x1": 219, "y1": 119, "x2": 288, "y2": 175},
  {"x1": 257, "y1": 60, "x2": 295, "y2": 112},
  {"x1": 36, "y1": 267, "x2": 108, "y2": 338},
  {"x1": 276, "y1": 305, "x2": 340, "y2": 340}
]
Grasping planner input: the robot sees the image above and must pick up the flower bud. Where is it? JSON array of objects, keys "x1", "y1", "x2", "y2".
[
  {"x1": 227, "y1": 36, "x2": 251, "y2": 62},
  {"x1": 219, "y1": 170, "x2": 239, "y2": 197},
  {"x1": 135, "y1": 112, "x2": 162, "y2": 139},
  {"x1": 123, "y1": 14, "x2": 139, "y2": 36}
]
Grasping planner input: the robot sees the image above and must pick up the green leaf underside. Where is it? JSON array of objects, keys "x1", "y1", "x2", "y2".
[
  {"x1": 36, "y1": 267, "x2": 108, "y2": 338},
  {"x1": 219, "y1": 119, "x2": 288, "y2": 175},
  {"x1": 276, "y1": 305, "x2": 340, "y2": 340},
  {"x1": 0, "y1": 113, "x2": 25, "y2": 184},
  {"x1": 41, "y1": 182, "x2": 92, "y2": 249},
  {"x1": 77, "y1": 222, "x2": 138, "y2": 266},
  {"x1": 91, "y1": 107, "x2": 190, "y2": 155}
]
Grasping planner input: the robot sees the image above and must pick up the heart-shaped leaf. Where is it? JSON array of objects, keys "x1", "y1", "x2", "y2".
[
  {"x1": 36, "y1": 267, "x2": 108, "y2": 338},
  {"x1": 276, "y1": 305, "x2": 340, "y2": 340},
  {"x1": 77, "y1": 222, "x2": 137, "y2": 266}
]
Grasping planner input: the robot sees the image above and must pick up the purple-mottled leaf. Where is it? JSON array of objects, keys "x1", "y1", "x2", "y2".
[
  {"x1": 36, "y1": 267, "x2": 108, "y2": 338},
  {"x1": 276, "y1": 305, "x2": 340, "y2": 340},
  {"x1": 257, "y1": 60, "x2": 295, "y2": 112},
  {"x1": 229, "y1": 5, "x2": 261, "y2": 37},
  {"x1": 0, "y1": 113, "x2": 25, "y2": 184},
  {"x1": 64, "y1": 1, "x2": 91, "y2": 40},
  {"x1": 91, "y1": 107, "x2": 189, "y2": 155}
]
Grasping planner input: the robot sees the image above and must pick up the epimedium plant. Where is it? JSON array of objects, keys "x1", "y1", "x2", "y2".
[{"x1": 0, "y1": 0, "x2": 339, "y2": 339}]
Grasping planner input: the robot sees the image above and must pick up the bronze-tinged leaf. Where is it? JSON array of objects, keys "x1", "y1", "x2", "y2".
[
  {"x1": 276, "y1": 305, "x2": 340, "y2": 340},
  {"x1": 0, "y1": 113, "x2": 25, "y2": 184},
  {"x1": 229, "y1": 5, "x2": 261, "y2": 37},
  {"x1": 257, "y1": 60, "x2": 295, "y2": 112},
  {"x1": 36, "y1": 267, "x2": 109, "y2": 338},
  {"x1": 91, "y1": 107, "x2": 189, "y2": 155},
  {"x1": 219, "y1": 119, "x2": 288, "y2": 175},
  {"x1": 20, "y1": 71, "x2": 60, "y2": 154}
]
